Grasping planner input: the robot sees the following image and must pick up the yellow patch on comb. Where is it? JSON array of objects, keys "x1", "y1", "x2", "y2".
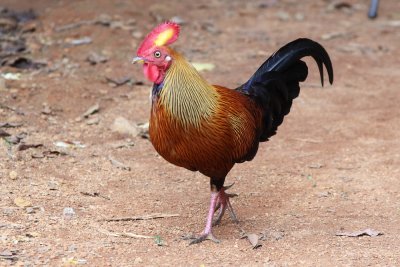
[
  {"x1": 137, "y1": 22, "x2": 179, "y2": 54},
  {"x1": 154, "y1": 28, "x2": 174, "y2": 46}
]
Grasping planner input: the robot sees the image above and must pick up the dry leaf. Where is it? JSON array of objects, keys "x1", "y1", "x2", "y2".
[
  {"x1": 247, "y1": 233, "x2": 262, "y2": 249},
  {"x1": 82, "y1": 103, "x2": 100, "y2": 118},
  {"x1": 14, "y1": 197, "x2": 32, "y2": 208},
  {"x1": 240, "y1": 231, "x2": 262, "y2": 249}
]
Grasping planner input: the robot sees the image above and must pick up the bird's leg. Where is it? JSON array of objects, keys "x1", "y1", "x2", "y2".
[
  {"x1": 213, "y1": 183, "x2": 239, "y2": 226},
  {"x1": 188, "y1": 178, "x2": 238, "y2": 245},
  {"x1": 213, "y1": 183, "x2": 235, "y2": 214},
  {"x1": 189, "y1": 191, "x2": 220, "y2": 245}
]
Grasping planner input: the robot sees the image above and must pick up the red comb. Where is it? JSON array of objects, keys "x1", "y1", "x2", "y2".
[{"x1": 137, "y1": 21, "x2": 180, "y2": 54}]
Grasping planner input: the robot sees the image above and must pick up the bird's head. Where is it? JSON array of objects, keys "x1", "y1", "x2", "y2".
[{"x1": 132, "y1": 21, "x2": 180, "y2": 84}]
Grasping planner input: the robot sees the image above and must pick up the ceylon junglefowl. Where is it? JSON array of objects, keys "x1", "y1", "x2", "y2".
[{"x1": 132, "y1": 22, "x2": 333, "y2": 244}]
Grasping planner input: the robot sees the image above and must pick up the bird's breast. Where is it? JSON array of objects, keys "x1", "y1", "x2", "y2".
[{"x1": 148, "y1": 88, "x2": 262, "y2": 178}]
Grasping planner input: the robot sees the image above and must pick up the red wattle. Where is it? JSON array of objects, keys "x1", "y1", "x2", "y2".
[{"x1": 143, "y1": 63, "x2": 160, "y2": 83}]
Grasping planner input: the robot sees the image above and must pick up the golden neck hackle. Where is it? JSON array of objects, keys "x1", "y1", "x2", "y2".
[{"x1": 158, "y1": 50, "x2": 219, "y2": 128}]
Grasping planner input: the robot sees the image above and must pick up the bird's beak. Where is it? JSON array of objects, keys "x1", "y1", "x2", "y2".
[{"x1": 132, "y1": 56, "x2": 145, "y2": 64}]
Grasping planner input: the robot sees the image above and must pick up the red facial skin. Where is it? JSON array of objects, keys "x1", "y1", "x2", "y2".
[{"x1": 139, "y1": 46, "x2": 172, "y2": 84}]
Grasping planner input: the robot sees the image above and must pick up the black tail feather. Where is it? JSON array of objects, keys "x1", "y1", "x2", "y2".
[{"x1": 237, "y1": 38, "x2": 333, "y2": 142}]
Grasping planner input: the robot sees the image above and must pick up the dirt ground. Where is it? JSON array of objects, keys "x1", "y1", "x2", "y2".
[{"x1": 1, "y1": 0, "x2": 400, "y2": 266}]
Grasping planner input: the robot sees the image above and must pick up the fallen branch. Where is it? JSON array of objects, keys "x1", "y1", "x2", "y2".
[
  {"x1": 103, "y1": 213, "x2": 179, "y2": 222},
  {"x1": 97, "y1": 228, "x2": 153, "y2": 239}
]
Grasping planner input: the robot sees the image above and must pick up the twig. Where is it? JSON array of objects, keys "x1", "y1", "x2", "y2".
[
  {"x1": 291, "y1": 138, "x2": 322, "y2": 143},
  {"x1": 97, "y1": 228, "x2": 153, "y2": 239},
  {"x1": 80, "y1": 191, "x2": 110, "y2": 200},
  {"x1": 103, "y1": 213, "x2": 179, "y2": 222},
  {"x1": 55, "y1": 20, "x2": 95, "y2": 32}
]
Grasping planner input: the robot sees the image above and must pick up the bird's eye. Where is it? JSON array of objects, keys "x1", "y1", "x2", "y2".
[{"x1": 154, "y1": 51, "x2": 161, "y2": 58}]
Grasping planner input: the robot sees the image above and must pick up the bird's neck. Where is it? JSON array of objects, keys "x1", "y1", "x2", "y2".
[{"x1": 157, "y1": 50, "x2": 219, "y2": 127}]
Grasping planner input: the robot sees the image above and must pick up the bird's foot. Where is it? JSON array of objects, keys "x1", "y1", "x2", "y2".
[
  {"x1": 186, "y1": 231, "x2": 220, "y2": 245},
  {"x1": 213, "y1": 184, "x2": 239, "y2": 226}
]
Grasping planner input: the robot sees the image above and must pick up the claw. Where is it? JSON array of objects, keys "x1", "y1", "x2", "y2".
[
  {"x1": 189, "y1": 232, "x2": 220, "y2": 245},
  {"x1": 226, "y1": 198, "x2": 238, "y2": 224},
  {"x1": 223, "y1": 182, "x2": 235, "y2": 191}
]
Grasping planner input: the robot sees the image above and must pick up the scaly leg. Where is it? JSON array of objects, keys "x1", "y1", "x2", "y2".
[
  {"x1": 189, "y1": 191, "x2": 220, "y2": 245},
  {"x1": 188, "y1": 184, "x2": 239, "y2": 245},
  {"x1": 213, "y1": 184, "x2": 238, "y2": 226}
]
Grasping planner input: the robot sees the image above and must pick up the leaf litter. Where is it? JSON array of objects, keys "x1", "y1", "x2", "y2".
[{"x1": 239, "y1": 228, "x2": 262, "y2": 249}]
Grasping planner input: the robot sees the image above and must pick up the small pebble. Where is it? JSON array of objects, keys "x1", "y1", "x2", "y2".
[
  {"x1": 48, "y1": 180, "x2": 59, "y2": 190},
  {"x1": 170, "y1": 16, "x2": 185, "y2": 25},
  {"x1": 67, "y1": 244, "x2": 77, "y2": 252},
  {"x1": 26, "y1": 207, "x2": 35, "y2": 214},
  {"x1": 9, "y1": 171, "x2": 18, "y2": 180},
  {"x1": 3, "y1": 207, "x2": 15, "y2": 215},
  {"x1": 63, "y1": 207, "x2": 75, "y2": 218},
  {"x1": 131, "y1": 31, "x2": 143, "y2": 39},
  {"x1": 277, "y1": 11, "x2": 290, "y2": 21}
]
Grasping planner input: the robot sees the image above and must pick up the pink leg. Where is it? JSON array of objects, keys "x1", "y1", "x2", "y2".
[
  {"x1": 213, "y1": 187, "x2": 238, "y2": 226},
  {"x1": 188, "y1": 185, "x2": 239, "y2": 245},
  {"x1": 189, "y1": 191, "x2": 220, "y2": 244}
]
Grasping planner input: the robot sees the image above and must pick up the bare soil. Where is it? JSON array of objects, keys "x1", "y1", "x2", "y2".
[{"x1": 1, "y1": 0, "x2": 400, "y2": 266}]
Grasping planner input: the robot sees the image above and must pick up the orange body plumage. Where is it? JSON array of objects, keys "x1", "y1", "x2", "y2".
[{"x1": 149, "y1": 50, "x2": 262, "y2": 182}]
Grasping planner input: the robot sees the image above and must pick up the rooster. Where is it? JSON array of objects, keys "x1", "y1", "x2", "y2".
[{"x1": 132, "y1": 22, "x2": 333, "y2": 244}]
